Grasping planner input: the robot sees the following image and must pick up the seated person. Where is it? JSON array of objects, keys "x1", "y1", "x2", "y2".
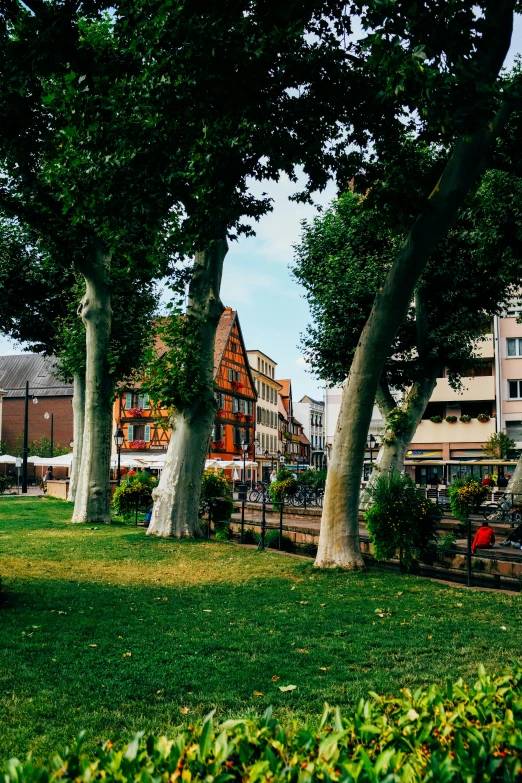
[
  {"x1": 501, "y1": 524, "x2": 522, "y2": 548},
  {"x1": 482, "y1": 474, "x2": 495, "y2": 487},
  {"x1": 471, "y1": 521, "x2": 496, "y2": 553},
  {"x1": 497, "y1": 474, "x2": 509, "y2": 488}
]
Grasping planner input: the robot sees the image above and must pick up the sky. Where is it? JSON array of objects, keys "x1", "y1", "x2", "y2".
[{"x1": 1, "y1": 16, "x2": 522, "y2": 401}]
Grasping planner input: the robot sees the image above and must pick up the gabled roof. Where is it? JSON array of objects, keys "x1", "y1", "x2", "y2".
[
  {"x1": 277, "y1": 379, "x2": 291, "y2": 398},
  {"x1": 0, "y1": 354, "x2": 73, "y2": 398},
  {"x1": 299, "y1": 394, "x2": 324, "y2": 407},
  {"x1": 214, "y1": 308, "x2": 257, "y2": 396}
]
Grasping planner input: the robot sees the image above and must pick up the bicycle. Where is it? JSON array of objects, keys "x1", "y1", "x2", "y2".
[
  {"x1": 247, "y1": 483, "x2": 270, "y2": 503},
  {"x1": 483, "y1": 493, "x2": 522, "y2": 527}
]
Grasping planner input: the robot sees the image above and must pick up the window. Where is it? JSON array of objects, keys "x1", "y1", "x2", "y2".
[
  {"x1": 261, "y1": 433, "x2": 265, "y2": 449},
  {"x1": 235, "y1": 371, "x2": 241, "y2": 382},
  {"x1": 125, "y1": 392, "x2": 132, "y2": 409},
  {"x1": 262, "y1": 382, "x2": 266, "y2": 399},
  {"x1": 234, "y1": 427, "x2": 242, "y2": 446},
  {"x1": 507, "y1": 338, "x2": 522, "y2": 357},
  {"x1": 506, "y1": 421, "x2": 522, "y2": 441},
  {"x1": 232, "y1": 397, "x2": 239, "y2": 413},
  {"x1": 257, "y1": 406, "x2": 261, "y2": 423},
  {"x1": 248, "y1": 400, "x2": 252, "y2": 415},
  {"x1": 138, "y1": 394, "x2": 150, "y2": 409},
  {"x1": 129, "y1": 424, "x2": 150, "y2": 442},
  {"x1": 509, "y1": 380, "x2": 522, "y2": 399}
]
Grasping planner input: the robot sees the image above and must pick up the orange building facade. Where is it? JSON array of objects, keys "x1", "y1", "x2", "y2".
[{"x1": 113, "y1": 308, "x2": 257, "y2": 462}]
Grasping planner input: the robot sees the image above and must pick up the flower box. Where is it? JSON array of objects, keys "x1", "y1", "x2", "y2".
[
  {"x1": 446, "y1": 415, "x2": 457, "y2": 423},
  {"x1": 235, "y1": 411, "x2": 244, "y2": 420},
  {"x1": 478, "y1": 414, "x2": 490, "y2": 422},
  {"x1": 430, "y1": 415, "x2": 443, "y2": 423},
  {"x1": 216, "y1": 408, "x2": 227, "y2": 417},
  {"x1": 213, "y1": 440, "x2": 225, "y2": 450},
  {"x1": 460, "y1": 415, "x2": 472, "y2": 423},
  {"x1": 128, "y1": 407, "x2": 143, "y2": 417},
  {"x1": 129, "y1": 439, "x2": 146, "y2": 449}
]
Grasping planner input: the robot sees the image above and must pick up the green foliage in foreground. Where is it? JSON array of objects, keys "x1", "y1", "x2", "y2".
[
  {"x1": 112, "y1": 473, "x2": 157, "y2": 518},
  {"x1": 6, "y1": 665, "x2": 522, "y2": 783}
]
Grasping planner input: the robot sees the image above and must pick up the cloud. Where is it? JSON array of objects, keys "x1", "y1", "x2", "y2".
[{"x1": 295, "y1": 355, "x2": 310, "y2": 368}]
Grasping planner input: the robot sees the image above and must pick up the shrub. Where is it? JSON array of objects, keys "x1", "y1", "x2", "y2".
[
  {"x1": 448, "y1": 476, "x2": 490, "y2": 521},
  {"x1": 241, "y1": 527, "x2": 256, "y2": 544},
  {"x1": 269, "y1": 467, "x2": 298, "y2": 504},
  {"x1": 255, "y1": 528, "x2": 293, "y2": 551},
  {"x1": 112, "y1": 473, "x2": 156, "y2": 518},
  {"x1": 459, "y1": 414, "x2": 472, "y2": 422},
  {"x1": 299, "y1": 468, "x2": 327, "y2": 489},
  {"x1": 364, "y1": 470, "x2": 440, "y2": 569},
  {"x1": 482, "y1": 431, "x2": 516, "y2": 460},
  {"x1": 200, "y1": 470, "x2": 234, "y2": 523},
  {"x1": 0, "y1": 475, "x2": 14, "y2": 494},
  {"x1": 213, "y1": 519, "x2": 232, "y2": 541},
  {"x1": 429, "y1": 415, "x2": 442, "y2": 423},
  {"x1": 477, "y1": 412, "x2": 491, "y2": 422},
  {"x1": 7, "y1": 666, "x2": 522, "y2": 783},
  {"x1": 445, "y1": 415, "x2": 457, "y2": 423}
]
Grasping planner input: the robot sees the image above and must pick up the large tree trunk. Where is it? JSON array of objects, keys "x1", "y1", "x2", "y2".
[
  {"x1": 147, "y1": 236, "x2": 227, "y2": 538},
  {"x1": 315, "y1": 8, "x2": 514, "y2": 569},
  {"x1": 67, "y1": 373, "x2": 85, "y2": 503},
  {"x1": 506, "y1": 459, "x2": 522, "y2": 497},
  {"x1": 71, "y1": 247, "x2": 113, "y2": 524}
]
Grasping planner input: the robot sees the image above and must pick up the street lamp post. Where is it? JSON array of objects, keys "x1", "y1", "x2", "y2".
[
  {"x1": 264, "y1": 449, "x2": 269, "y2": 482},
  {"x1": 44, "y1": 412, "x2": 54, "y2": 459},
  {"x1": 114, "y1": 428, "x2": 125, "y2": 486},
  {"x1": 241, "y1": 439, "x2": 248, "y2": 483},
  {"x1": 366, "y1": 433, "x2": 376, "y2": 479}
]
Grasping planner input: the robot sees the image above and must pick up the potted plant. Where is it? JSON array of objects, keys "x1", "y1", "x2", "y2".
[
  {"x1": 460, "y1": 414, "x2": 472, "y2": 422},
  {"x1": 446, "y1": 415, "x2": 457, "y2": 423},
  {"x1": 477, "y1": 413, "x2": 490, "y2": 423},
  {"x1": 430, "y1": 415, "x2": 443, "y2": 423},
  {"x1": 129, "y1": 439, "x2": 146, "y2": 449},
  {"x1": 216, "y1": 408, "x2": 226, "y2": 417},
  {"x1": 128, "y1": 407, "x2": 143, "y2": 417}
]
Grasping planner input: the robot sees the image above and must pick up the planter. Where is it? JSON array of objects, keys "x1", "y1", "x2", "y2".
[
  {"x1": 430, "y1": 416, "x2": 443, "y2": 423},
  {"x1": 216, "y1": 409, "x2": 227, "y2": 417},
  {"x1": 478, "y1": 414, "x2": 491, "y2": 423},
  {"x1": 128, "y1": 407, "x2": 143, "y2": 417},
  {"x1": 129, "y1": 439, "x2": 146, "y2": 449},
  {"x1": 446, "y1": 416, "x2": 457, "y2": 423},
  {"x1": 460, "y1": 415, "x2": 472, "y2": 423},
  {"x1": 214, "y1": 440, "x2": 225, "y2": 450}
]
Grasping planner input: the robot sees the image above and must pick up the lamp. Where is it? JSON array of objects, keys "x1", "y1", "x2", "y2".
[
  {"x1": 114, "y1": 427, "x2": 125, "y2": 486},
  {"x1": 44, "y1": 412, "x2": 54, "y2": 458},
  {"x1": 366, "y1": 433, "x2": 377, "y2": 476}
]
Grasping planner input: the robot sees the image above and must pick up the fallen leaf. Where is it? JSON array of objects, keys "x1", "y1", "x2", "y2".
[
  {"x1": 456, "y1": 603, "x2": 463, "y2": 607},
  {"x1": 163, "y1": 597, "x2": 168, "y2": 601},
  {"x1": 271, "y1": 675, "x2": 280, "y2": 681},
  {"x1": 397, "y1": 592, "x2": 403, "y2": 596},
  {"x1": 253, "y1": 691, "x2": 264, "y2": 697},
  {"x1": 279, "y1": 685, "x2": 297, "y2": 692},
  {"x1": 180, "y1": 706, "x2": 190, "y2": 714},
  {"x1": 501, "y1": 625, "x2": 507, "y2": 631},
  {"x1": 122, "y1": 652, "x2": 132, "y2": 658},
  {"x1": 57, "y1": 611, "x2": 67, "y2": 615},
  {"x1": 298, "y1": 601, "x2": 309, "y2": 605},
  {"x1": 297, "y1": 648, "x2": 310, "y2": 654},
  {"x1": 320, "y1": 603, "x2": 326, "y2": 607},
  {"x1": 157, "y1": 690, "x2": 162, "y2": 694},
  {"x1": 319, "y1": 667, "x2": 328, "y2": 671},
  {"x1": 89, "y1": 644, "x2": 98, "y2": 648},
  {"x1": 427, "y1": 636, "x2": 432, "y2": 640},
  {"x1": 203, "y1": 609, "x2": 212, "y2": 613}
]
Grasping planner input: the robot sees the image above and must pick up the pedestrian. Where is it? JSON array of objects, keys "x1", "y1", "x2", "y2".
[
  {"x1": 471, "y1": 520, "x2": 496, "y2": 553},
  {"x1": 43, "y1": 466, "x2": 53, "y2": 493},
  {"x1": 270, "y1": 470, "x2": 277, "y2": 483}
]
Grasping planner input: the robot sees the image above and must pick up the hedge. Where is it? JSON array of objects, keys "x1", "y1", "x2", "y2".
[{"x1": 4, "y1": 666, "x2": 522, "y2": 783}]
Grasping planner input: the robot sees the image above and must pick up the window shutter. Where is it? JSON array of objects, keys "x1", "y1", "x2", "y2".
[
  {"x1": 228, "y1": 368, "x2": 233, "y2": 381},
  {"x1": 144, "y1": 425, "x2": 151, "y2": 442},
  {"x1": 248, "y1": 400, "x2": 252, "y2": 414},
  {"x1": 233, "y1": 397, "x2": 238, "y2": 412},
  {"x1": 257, "y1": 406, "x2": 261, "y2": 423},
  {"x1": 125, "y1": 392, "x2": 132, "y2": 409},
  {"x1": 221, "y1": 393, "x2": 226, "y2": 407},
  {"x1": 127, "y1": 425, "x2": 134, "y2": 442}
]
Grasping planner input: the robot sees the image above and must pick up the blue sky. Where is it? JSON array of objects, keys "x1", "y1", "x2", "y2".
[{"x1": 1, "y1": 16, "x2": 522, "y2": 401}]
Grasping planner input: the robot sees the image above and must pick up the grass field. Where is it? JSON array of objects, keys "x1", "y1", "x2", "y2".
[{"x1": 1, "y1": 496, "x2": 522, "y2": 763}]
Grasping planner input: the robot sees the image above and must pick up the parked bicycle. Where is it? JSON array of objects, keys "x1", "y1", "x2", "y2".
[
  {"x1": 483, "y1": 493, "x2": 522, "y2": 527},
  {"x1": 247, "y1": 483, "x2": 270, "y2": 503}
]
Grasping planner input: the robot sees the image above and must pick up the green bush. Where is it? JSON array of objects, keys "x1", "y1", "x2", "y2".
[
  {"x1": 269, "y1": 466, "x2": 298, "y2": 504},
  {"x1": 299, "y1": 468, "x2": 327, "y2": 489},
  {"x1": 448, "y1": 476, "x2": 490, "y2": 521},
  {"x1": 364, "y1": 470, "x2": 441, "y2": 569},
  {"x1": 7, "y1": 666, "x2": 522, "y2": 783},
  {"x1": 0, "y1": 475, "x2": 14, "y2": 494},
  {"x1": 241, "y1": 527, "x2": 256, "y2": 544},
  {"x1": 112, "y1": 473, "x2": 157, "y2": 518},
  {"x1": 200, "y1": 470, "x2": 234, "y2": 523},
  {"x1": 255, "y1": 528, "x2": 293, "y2": 551}
]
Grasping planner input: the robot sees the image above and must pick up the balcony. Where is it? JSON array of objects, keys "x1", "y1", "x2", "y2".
[
  {"x1": 431, "y1": 376, "x2": 495, "y2": 402},
  {"x1": 411, "y1": 417, "x2": 495, "y2": 444},
  {"x1": 472, "y1": 333, "x2": 494, "y2": 359}
]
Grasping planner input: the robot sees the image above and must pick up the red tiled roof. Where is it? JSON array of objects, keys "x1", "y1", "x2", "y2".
[
  {"x1": 213, "y1": 307, "x2": 235, "y2": 377},
  {"x1": 277, "y1": 379, "x2": 291, "y2": 398}
]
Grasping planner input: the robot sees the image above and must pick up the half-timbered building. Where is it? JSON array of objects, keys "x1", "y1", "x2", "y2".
[{"x1": 113, "y1": 308, "x2": 257, "y2": 462}]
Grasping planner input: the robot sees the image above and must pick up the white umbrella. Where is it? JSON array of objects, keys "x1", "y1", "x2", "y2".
[
  {"x1": 0, "y1": 454, "x2": 17, "y2": 464},
  {"x1": 232, "y1": 468, "x2": 240, "y2": 481},
  {"x1": 45, "y1": 453, "x2": 74, "y2": 467}
]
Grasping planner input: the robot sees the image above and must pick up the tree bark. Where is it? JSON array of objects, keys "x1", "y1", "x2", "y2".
[
  {"x1": 147, "y1": 236, "x2": 227, "y2": 538},
  {"x1": 506, "y1": 458, "x2": 522, "y2": 497},
  {"x1": 71, "y1": 247, "x2": 113, "y2": 524},
  {"x1": 67, "y1": 372, "x2": 85, "y2": 503},
  {"x1": 315, "y1": 6, "x2": 514, "y2": 569}
]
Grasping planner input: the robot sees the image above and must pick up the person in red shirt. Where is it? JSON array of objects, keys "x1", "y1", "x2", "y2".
[
  {"x1": 471, "y1": 521, "x2": 496, "y2": 553},
  {"x1": 482, "y1": 474, "x2": 494, "y2": 487}
]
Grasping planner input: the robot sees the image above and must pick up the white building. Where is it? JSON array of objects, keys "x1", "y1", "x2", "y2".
[
  {"x1": 246, "y1": 350, "x2": 282, "y2": 480},
  {"x1": 293, "y1": 395, "x2": 325, "y2": 467}
]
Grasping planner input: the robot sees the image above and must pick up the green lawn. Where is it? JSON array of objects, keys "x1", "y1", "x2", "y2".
[{"x1": 1, "y1": 497, "x2": 521, "y2": 763}]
